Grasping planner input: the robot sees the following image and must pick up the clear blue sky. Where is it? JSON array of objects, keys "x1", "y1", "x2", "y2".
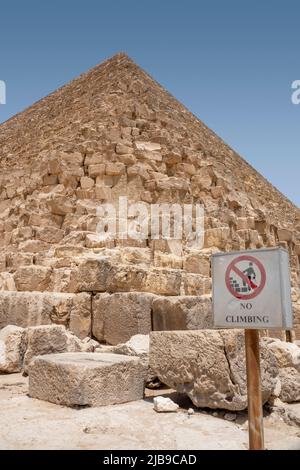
[{"x1": 0, "y1": 0, "x2": 299, "y2": 206}]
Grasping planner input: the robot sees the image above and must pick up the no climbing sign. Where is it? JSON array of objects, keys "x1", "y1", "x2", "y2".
[
  {"x1": 212, "y1": 247, "x2": 293, "y2": 329},
  {"x1": 212, "y1": 246, "x2": 293, "y2": 450}
]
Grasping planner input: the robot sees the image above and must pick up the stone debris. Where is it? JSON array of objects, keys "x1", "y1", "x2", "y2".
[
  {"x1": 153, "y1": 396, "x2": 179, "y2": 413},
  {"x1": 224, "y1": 412, "x2": 237, "y2": 422},
  {"x1": 28, "y1": 352, "x2": 146, "y2": 407},
  {"x1": 112, "y1": 334, "x2": 150, "y2": 357},
  {"x1": 150, "y1": 330, "x2": 278, "y2": 410}
]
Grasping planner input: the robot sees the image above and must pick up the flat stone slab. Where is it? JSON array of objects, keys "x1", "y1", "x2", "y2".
[{"x1": 28, "y1": 352, "x2": 146, "y2": 407}]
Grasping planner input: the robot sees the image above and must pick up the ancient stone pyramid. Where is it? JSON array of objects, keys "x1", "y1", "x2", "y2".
[{"x1": 0, "y1": 52, "x2": 299, "y2": 340}]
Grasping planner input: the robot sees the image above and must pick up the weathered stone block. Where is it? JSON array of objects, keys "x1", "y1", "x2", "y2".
[
  {"x1": 14, "y1": 266, "x2": 52, "y2": 291},
  {"x1": 92, "y1": 292, "x2": 154, "y2": 345},
  {"x1": 0, "y1": 325, "x2": 25, "y2": 373},
  {"x1": 22, "y1": 324, "x2": 91, "y2": 373},
  {"x1": 150, "y1": 330, "x2": 278, "y2": 410},
  {"x1": 29, "y1": 352, "x2": 146, "y2": 406},
  {"x1": 152, "y1": 295, "x2": 213, "y2": 331},
  {"x1": 0, "y1": 291, "x2": 91, "y2": 338}
]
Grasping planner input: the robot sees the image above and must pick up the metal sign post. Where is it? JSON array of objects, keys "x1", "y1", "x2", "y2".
[{"x1": 212, "y1": 247, "x2": 293, "y2": 451}]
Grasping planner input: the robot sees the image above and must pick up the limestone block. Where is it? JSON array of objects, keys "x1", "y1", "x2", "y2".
[
  {"x1": 14, "y1": 266, "x2": 52, "y2": 291},
  {"x1": 152, "y1": 295, "x2": 213, "y2": 331},
  {"x1": 183, "y1": 252, "x2": 210, "y2": 276},
  {"x1": 115, "y1": 143, "x2": 132, "y2": 154},
  {"x1": 263, "y1": 338, "x2": 300, "y2": 403},
  {"x1": 92, "y1": 292, "x2": 154, "y2": 345},
  {"x1": 88, "y1": 164, "x2": 105, "y2": 177},
  {"x1": 105, "y1": 162, "x2": 125, "y2": 176},
  {"x1": 0, "y1": 291, "x2": 91, "y2": 338},
  {"x1": 277, "y1": 228, "x2": 293, "y2": 243},
  {"x1": 278, "y1": 367, "x2": 300, "y2": 403},
  {"x1": 0, "y1": 272, "x2": 16, "y2": 291},
  {"x1": 22, "y1": 324, "x2": 91, "y2": 373},
  {"x1": 80, "y1": 176, "x2": 95, "y2": 190},
  {"x1": 47, "y1": 196, "x2": 74, "y2": 216},
  {"x1": 145, "y1": 268, "x2": 182, "y2": 295},
  {"x1": 0, "y1": 325, "x2": 25, "y2": 373},
  {"x1": 18, "y1": 239, "x2": 50, "y2": 253},
  {"x1": 35, "y1": 226, "x2": 64, "y2": 244},
  {"x1": 28, "y1": 352, "x2": 146, "y2": 406},
  {"x1": 204, "y1": 227, "x2": 230, "y2": 249},
  {"x1": 182, "y1": 273, "x2": 211, "y2": 296},
  {"x1": 135, "y1": 142, "x2": 161, "y2": 152},
  {"x1": 266, "y1": 339, "x2": 300, "y2": 370},
  {"x1": 150, "y1": 330, "x2": 278, "y2": 410}
]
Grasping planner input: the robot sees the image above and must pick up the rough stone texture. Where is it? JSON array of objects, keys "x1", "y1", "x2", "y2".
[
  {"x1": 112, "y1": 334, "x2": 150, "y2": 357},
  {"x1": 278, "y1": 368, "x2": 300, "y2": 403},
  {"x1": 0, "y1": 291, "x2": 91, "y2": 339},
  {"x1": 265, "y1": 338, "x2": 300, "y2": 370},
  {"x1": 92, "y1": 292, "x2": 155, "y2": 345},
  {"x1": 22, "y1": 325, "x2": 93, "y2": 373},
  {"x1": 153, "y1": 396, "x2": 179, "y2": 413},
  {"x1": 0, "y1": 52, "x2": 299, "y2": 339},
  {"x1": 152, "y1": 295, "x2": 212, "y2": 331},
  {"x1": 0, "y1": 325, "x2": 25, "y2": 373},
  {"x1": 150, "y1": 330, "x2": 278, "y2": 410},
  {"x1": 110, "y1": 334, "x2": 156, "y2": 384},
  {"x1": 264, "y1": 338, "x2": 300, "y2": 403},
  {"x1": 28, "y1": 352, "x2": 146, "y2": 407}
]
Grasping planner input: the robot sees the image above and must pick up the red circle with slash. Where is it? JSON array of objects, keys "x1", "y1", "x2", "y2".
[{"x1": 225, "y1": 255, "x2": 266, "y2": 300}]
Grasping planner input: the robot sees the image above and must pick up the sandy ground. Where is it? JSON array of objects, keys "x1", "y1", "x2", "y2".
[{"x1": 0, "y1": 373, "x2": 299, "y2": 450}]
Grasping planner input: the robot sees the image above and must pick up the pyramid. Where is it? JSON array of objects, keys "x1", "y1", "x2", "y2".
[{"x1": 0, "y1": 52, "x2": 299, "y2": 340}]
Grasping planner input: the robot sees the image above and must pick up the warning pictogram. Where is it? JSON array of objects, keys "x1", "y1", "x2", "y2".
[{"x1": 225, "y1": 255, "x2": 266, "y2": 300}]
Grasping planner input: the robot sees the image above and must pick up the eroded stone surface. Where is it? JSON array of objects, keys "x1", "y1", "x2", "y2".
[
  {"x1": 150, "y1": 330, "x2": 278, "y2": 410},
  {"x1": 0, "y1": 291, "x2": 91, "y2": 339},
  {"x1": 28, "y1": 352, "x2": 146, "y2": 407},
  {"x1": 92, "y1": 292, "x2": 155, "y2": 345},
  {"x1": 0, "y1": 325, "x2": 25, "y2": 373}
]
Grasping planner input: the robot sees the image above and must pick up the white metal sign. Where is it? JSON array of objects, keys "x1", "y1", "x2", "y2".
[{"x1": 212, "y1": 247, "x2": 293, "y2": 329}]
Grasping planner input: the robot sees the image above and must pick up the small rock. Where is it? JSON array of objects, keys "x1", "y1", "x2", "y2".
[
  {"x1": 224, "y1": 412, "x2": 237, "y2": 421},
  {"x1": 187, "y1": 408, "x2": 194, "y2": 415},
  {"x1": 212, "y1": 411, "x2": 218, "y2": 417},
  {"x1": 153, "y1": 396, "x2": 179, "y2": 413}
]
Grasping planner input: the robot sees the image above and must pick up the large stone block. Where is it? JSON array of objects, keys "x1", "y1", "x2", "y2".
[
  {"x1": 0, "y1": 325, "x2": 25, "y2": 373},
  {"x1": 28, "y1": 352, "x2": 146, "y2": 406},
  {"x1": 149, "y1": 330, "x2": 278, "y2": 410},
  {"x1": 22, "y1": 325, "x2": 92, "y2": 373},
  {"x1": 264, "y1": 338, "x2": 300, "y2": 403},
  {"x1": 0, "y1": 291, "x2": 91, "y2": 338},
  {"x1": 14, "y1": 266, "x2": 52, "y2": 291},
  {"x1": 92, "y1": 292, "x2": 154, "y2": 345},
  {"x1": 74, "y1": 258, "x2": 182, "y2": 295},
  {"x1": 152, "y1": 295, "x2": 213, "y2": 331}
]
